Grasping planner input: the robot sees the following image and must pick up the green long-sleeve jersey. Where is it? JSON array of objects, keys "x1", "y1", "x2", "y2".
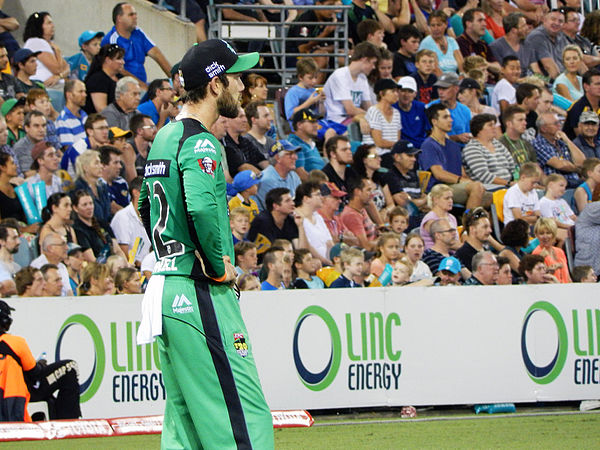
[{"x1": 139, "y1": 118, "x2": 233, "y2": 282}]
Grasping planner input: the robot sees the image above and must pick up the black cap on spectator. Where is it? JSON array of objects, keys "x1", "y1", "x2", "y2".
[
  {"x1": 374, "y1": 78, "x2": 398, "y2": 94},
  {"x1": 292, "y1": 108, "x2": 322, "y2": 127},
  {"x1": 391, "y1": 140, "x2": 420, "y2": 155},
  {"x1": 459, "y1": 78, "x2": 481, "y2": 92}
]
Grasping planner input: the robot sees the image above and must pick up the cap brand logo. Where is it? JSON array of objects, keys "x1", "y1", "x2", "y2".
[
  {"x1": 205, "y1": 61, "x2": 226, "y2": 78},
  {"x1": 222, "y1": 40, "x2": 236, "y2": 54}
]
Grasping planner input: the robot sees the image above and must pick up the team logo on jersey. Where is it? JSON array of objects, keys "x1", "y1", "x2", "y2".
[
  {"x1": 194, "y1": 138, "x2": 216, "y2": 154},
  {"x1": 198, "y1": 157, "x2": 217, "y2": 176},
  {"x1": 172, "y1": 294, "x2": 193, "y2": 314},
  {"x1": 233, "y1": 333, "x2": 248, "y2": 358},
  {"x1": 144, "y1": 159, "x2": 170, "y2": 178}
]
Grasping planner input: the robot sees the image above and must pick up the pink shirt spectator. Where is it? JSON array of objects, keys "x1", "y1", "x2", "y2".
[{"x1": 340, "y1": 206, "x2": 377, "y2": 242}]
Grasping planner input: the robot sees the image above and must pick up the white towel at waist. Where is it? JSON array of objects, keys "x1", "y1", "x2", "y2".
[{"x1": 136, "y1": 274, "x2": 165, "y2": 345}]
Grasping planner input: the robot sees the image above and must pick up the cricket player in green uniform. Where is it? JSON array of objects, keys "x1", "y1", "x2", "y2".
[{"x1": 137, "y1": 40, "x2": 274, "y2": 449}]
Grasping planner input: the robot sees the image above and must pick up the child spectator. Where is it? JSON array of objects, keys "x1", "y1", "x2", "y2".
[
  {"x1": 316, "y1": 242, "x2": 346, "y2": 287},
  {"x1": 234, "y1": 241, "x2": 258, "y2": 277},
  {"x1": 574, "y1": 157, "x2": 600, "y2": 213},
  {"x1": 227, "y1": 170, "x2": 261, "y2": 222},
  {"x1": 463, "y1": 55, "x2": 489, "y2": 83},
  {"x1": 532, "y1": 218, "x2": 571, "y2": 283},
  {"x1": 388, "y1": 206, "x2": 409, "y2": 245},
  {"x1": 3, "y1": 97, "x2": 25, "y2": 147},
  {"x1": 410, "y1": 49, "x2": 438, "y2": 104},
  {"x1": 26, "y1": 89, "x2": 60, "y2": 151},
  {"x1": 391, "y1": 257, "x2": 433, "y2": 286},
  {"x1": 491, "y1": 56, "x2": 520, "y2": 114},
  {"x1": 67, "y1": 31, "x2": 104, "y2": 82},
  {"x1": 404, "y1": 232, "x2": 433, "y2": 281},
  {"x1": 503, "y1": 162, "x2": 542, "y2": 225},
  {"x1": 539, "y1": 174, "x2": 577, "y2": 242},
  {"x1": 237, "y1": 273, "x2": 261, "y2": 291},
  {"x1": 292, "y1": 248, "x2": 325, "y2": 289},
  {"x1": 357, "y1": 19, "x2": 386, "y2": 48},
  {"x1": 330, "y1": 247, "x2": 364, "y2": 288},
  {"x1": 370, "y1": 232, "x2": 402, "y2": 279},
  {"x1": 392, "y1": 25, "x2": 421, "y2": 80},
  {"x1": 230, "y1": 207, "x2": 251, "y2": 245},
  {"x1": 65, "y1": 244, "x2": 84, "y2": 295},
  {"x1": 572, "y1": 265, "x2": 597, "y2": 283}
]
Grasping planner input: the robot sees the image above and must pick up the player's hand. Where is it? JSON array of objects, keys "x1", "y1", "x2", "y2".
[{"x1": 223, "y1": 255, "x2": 238, "y2": 284}]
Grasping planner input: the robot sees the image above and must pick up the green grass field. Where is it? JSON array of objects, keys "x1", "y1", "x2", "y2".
[{"x1": 2, "y1": 412, "x2": 599, "y2": 449}]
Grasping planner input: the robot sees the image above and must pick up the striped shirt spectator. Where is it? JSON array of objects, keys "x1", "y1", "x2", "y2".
[
  {"x1": 463, "y1": 138, "x2": 515, "y2": 185},
  {"x1": 56, "y1": 80, "x2": 88, "y2": 148}
]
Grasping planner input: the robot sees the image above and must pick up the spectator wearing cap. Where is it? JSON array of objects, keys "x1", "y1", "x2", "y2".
[
  {"x1": 533, "y1": 112, "x2": 586, "y2": 188},
  {"x1": 99, "y1": 144, "x2": 129, "y2": 211},
  {"x1": 26, "y1": 141, "x2": 63, "y2": 199},
  {"x1": 30, "y1": 232, "x2": 73, "y2": 296},
  {"x1": 394, "y1": 76, "x2": 430, "y2": 148},
  {"x1": 137, "y1": 78, "x2": 176, "y2": 129},
  {"x1": 243, "y1": 101, "x2": 277, "y2": 165},
  {"x1": 383, "y1": 140, "x2": 427, "y2": 225},
  {"x1": 573, "y1": 111, "x2": 600, "y2": 158},
  {"x1": 66, "y1": 30, "x2": 104, "y2": 81},
  {"x1": 288, "y1": 109, "x2": 326, "y2": 173},
  {"x1": 110, "y1": 176, "x2": 150, "y2": 266},
  {"x1": 339, "y1": 177, "x2": 378, "y2": 251},
  {"x1": 61, "y1": 113, "x2": 110, "y2": 178},
  {"x1": 362, "y1": 78, "x2": 401, "y2": 163},
  {"x1": 223, "y1": 106, "x2": 267, "y2": 176},
  {"x1": 2, "y1": 97, "x2": 25, "y2": 147},
  {"x1": 102, "y1": 3, "x2": 171, "y2": 87},
  {"x1": 295, "y1": 181, "x2": 334, "y2": 265},
  {"x1": 464, "y1": 250, "x2": 498, "y2": 285},
  {"x1": 12, "y1": 48, "x2": 45, "y2": 95},
  {"x1": 101, "y1": 76, "x2": 141, "y2": 130},
  {"x1": 317, "y1": 182, "x2": 358, "y2": 245},
  {"x1": 489, "y1": 13, "x2": 539, "y2": 79},
  {"x1": 455, "y1": 207, "x2": 494, "y2": 272},
  {"x1": 254, "y1": 140, "x2": 301, "y2": 211},
  {"x1": 428, "y1": 72, "x2": 472, "y2": 144},
  {"x1": 323, "y1": 42, "x2": 378, "y2": 125},
  {"x1": 422, "y1": 218, "x2": 459, "y2": 274},
  {"x1": 227, "y1": 170, "x2": 261, "y2": 222},
  {"x1": 420, "y1": 104, "x2": 487, "y2": 209},
  {"x1": 247, "y1": 188, "x2": 307, "y2": 256},
  {"x1": 563, "y1": 69, "x2": 600, "y2": 140},
  {"x1": 457, "y1": 78, "x2": 498, "y2": 118},
  {"x1": 523, "y1": 9, "x2": 568, "y2": 80},
  {"x1": 108, "y1": 127, "x2": 136, "y2": 182},
  {"x1": 128, "y1": 113, "x2": 155, "y2": 176},
  {"x1": 0, "y1": 43, "x2": 23, "y2": 101},
  {"x1": 456, "y1": 8, "x2": 500, "y2": 72},
  {"x1": 435, "y1": 256, "x2": 462, "y2": 286},
  {"x1": 13, "y1": 110, "x2": 47, "y2": 177},
  {"x1": 56, "y1": 80, "x2": 88, "y2": 149}
]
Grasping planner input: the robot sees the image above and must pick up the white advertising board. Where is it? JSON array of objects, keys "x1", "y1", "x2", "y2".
[{"x1": 9, "y1": 284, "x2": 600, "y2": 418}]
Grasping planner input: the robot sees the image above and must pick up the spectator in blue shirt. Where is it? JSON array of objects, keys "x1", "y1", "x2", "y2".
[
  {"x1": 137, "y1": 78, "x2": 176, "y2": 129},
  {"x1": 288, "y1": 109, "x2": 325, "y2": 173},
  {"x1": 56, "y1": 80, "x2": 88, "y2": 149},
  {"x1": 330, "y1": 247, "x2": 364, "y2": 288},
  {"x1": 102, "y1": 2, "x2": 171, "y2": 87},
  {"x1": 428, "y1": 72, "x2": 472, "y2": 144},
  {"x1": 394, "y1": 76, "x2": 430, "y2": 148},
  {"x1": 260, "y1": 246, "x2": 288, "y2": 290}
]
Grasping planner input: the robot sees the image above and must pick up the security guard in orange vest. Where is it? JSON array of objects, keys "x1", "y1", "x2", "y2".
[{"x1": 0, "y1": 300, "x2": 81, "y2": 421}]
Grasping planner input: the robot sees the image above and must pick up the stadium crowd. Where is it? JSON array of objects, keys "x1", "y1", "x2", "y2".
[{"x1": 0, "y1": 0, "x2": 597, "y2": 300}]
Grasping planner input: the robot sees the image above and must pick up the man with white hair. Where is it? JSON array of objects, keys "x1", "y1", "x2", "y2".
[
  {"x1": 30, "y1": 233, "x2": 73, "y2": 296},
  {"x1": 464, "y1": 251, "x2": 498, "y2": 285},
  {"x1": 101, "y1": 76, "x2": 141, "y2": 130}
]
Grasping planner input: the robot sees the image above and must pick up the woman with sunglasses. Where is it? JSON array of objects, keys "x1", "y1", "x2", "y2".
[
  {"x1": 23, "y1": 12, "x2": 70, "y2": 88},
  {"x1": 84, "y1": 44, "x2": 125, "y2": 113}
]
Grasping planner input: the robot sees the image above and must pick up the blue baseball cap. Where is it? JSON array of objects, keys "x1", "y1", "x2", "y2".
[
  {"x1": 78, "y1": 30, "x2": 105, "y2": 47},
  {"x1": 226, "y1": 170, "x2": 261, "y2": 196},
  {"x1": 269, "y1": 139, "x2": 300, "y2": 157},
  {"x1": 12, "y1": 48, "x2": 40, "y2": 65},
  {"x1": 438, "y1": 256, "x2": 461, "y2": 274}
]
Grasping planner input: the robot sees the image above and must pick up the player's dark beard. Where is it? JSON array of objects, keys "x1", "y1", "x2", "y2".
[{"x1": 217, "y1": 89, "x2": 239, "y2": 118}]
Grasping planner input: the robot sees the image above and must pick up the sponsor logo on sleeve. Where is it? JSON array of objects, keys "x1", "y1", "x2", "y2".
[
  {"x1": 144, "y1": 159, "x2": 171, "y2": 178},
  {"x1": 194, "y1": 138, "x2": 217, "y2": 154},
  {"x1": 198, "y1": 157, "x2": 217, "y2": 176},
  {"x1": 233, "y1": 333, "x2": 248, "y2": 357}
]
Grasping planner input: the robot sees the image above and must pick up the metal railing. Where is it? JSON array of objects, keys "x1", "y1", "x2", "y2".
[{"x1": 207, "y1": 4, "x2": 351, "y2": 89}]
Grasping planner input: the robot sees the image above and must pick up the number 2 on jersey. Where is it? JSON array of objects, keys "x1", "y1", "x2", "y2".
[{"x1": 152, "y1": 181, "x2": 184, "y2": 259}]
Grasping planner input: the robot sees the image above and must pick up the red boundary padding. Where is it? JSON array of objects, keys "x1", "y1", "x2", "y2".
[{"x1": 0, "y1": 410, "x2": 313, "y2": 441}]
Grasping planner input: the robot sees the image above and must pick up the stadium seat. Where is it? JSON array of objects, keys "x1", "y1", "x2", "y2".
[
  {"x1": 490, "y1": 188, "x2": 507, "y2": 243},
  {"x1": 347, "y1": 121, "x2": 362, "y2": 142}
]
